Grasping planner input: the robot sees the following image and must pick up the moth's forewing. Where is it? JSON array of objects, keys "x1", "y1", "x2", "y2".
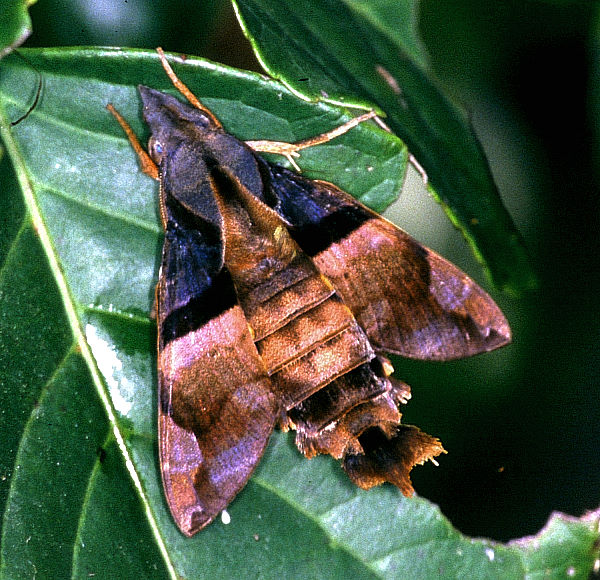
[
  {"x1": 143, "y1": 88, "x2": 280, "y2": 536},
  {"x1": 261, "y1": 164, "x2": 511, "y2": 360},
  {"x1": 156, "y1": 226, "x2": 279, "y2": 536}
]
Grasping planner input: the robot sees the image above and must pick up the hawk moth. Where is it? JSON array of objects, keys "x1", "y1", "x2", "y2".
[{"x1": 108, "y1": 49, "x2": 510, "y2": 536}]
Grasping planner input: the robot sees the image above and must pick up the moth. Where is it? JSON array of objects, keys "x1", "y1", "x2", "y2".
[{"x1": 107, "y1": 48, "x2": 511, "y2": 536}]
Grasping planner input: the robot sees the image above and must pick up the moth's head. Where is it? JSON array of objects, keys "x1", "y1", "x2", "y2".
[{"x1": 138, "y1": 85, "x2": 222, "y2": 165}]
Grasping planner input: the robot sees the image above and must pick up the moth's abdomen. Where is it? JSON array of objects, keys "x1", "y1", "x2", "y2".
[
  {"x1": 237, "y1": 253, "x2": 375, "y2": 409},
  {"x1": 234, "y1": 250, "x2": 444, "y2": 495},
  {"x1": 288, "y1": 359, "x2": 403, "y2": 458},
  {"x1": 287, "y1": 351, "x2": 444, "y2": 495}
]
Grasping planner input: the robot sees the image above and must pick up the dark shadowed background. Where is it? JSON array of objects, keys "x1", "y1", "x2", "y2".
[{"x1": 24, "y1": 0, "x2": 600, "y2": 542}]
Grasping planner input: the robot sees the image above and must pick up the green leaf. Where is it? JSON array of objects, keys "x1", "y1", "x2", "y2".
[
  {"x1": 510, "y1": 509, "x2": 600, "y2": 579},
  {"x1": 232, "y1": 0, "x2": 537, "y2": 293},
  {"x1": 0, "y1": 47, "x2": 597, "y2": 579},
  {"x1": 0, "y1": 0, "x2": 35, "y2": 57}
]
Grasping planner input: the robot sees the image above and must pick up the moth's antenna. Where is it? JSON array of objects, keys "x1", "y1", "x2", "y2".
[
  {"x1": 11, "y1": 51, "x2": 42, "y2": 127},
  {"x1": 156, "y1": 47, "x2": 222, "y2": 129}
]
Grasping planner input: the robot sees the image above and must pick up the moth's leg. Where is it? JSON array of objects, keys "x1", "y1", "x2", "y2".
[
  {"x1": 106, "y1": 104, "x2": 159, "y2": 181},
  {"x1": 155, "y1": 47, "x2": 222, "y2": 129},
  {"x1": 245, "y1": 110, "x2": 379, "y2": 170}
]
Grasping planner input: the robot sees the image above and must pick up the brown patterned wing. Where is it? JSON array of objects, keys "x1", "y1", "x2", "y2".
[
  {"x1": 262, "y1": 163, "x2": 511, "y2": 361},
  {"x1": 156, "y1": 226, "x2": 279, "y2": 536}
]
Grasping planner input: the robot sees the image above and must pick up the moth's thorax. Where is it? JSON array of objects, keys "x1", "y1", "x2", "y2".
[
  {"x1": 157, "y1": 125, "x2": 265, "y2": 222},
  {"x1": 219, "y1": 175, "x2": 297, "y2": 287}
]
